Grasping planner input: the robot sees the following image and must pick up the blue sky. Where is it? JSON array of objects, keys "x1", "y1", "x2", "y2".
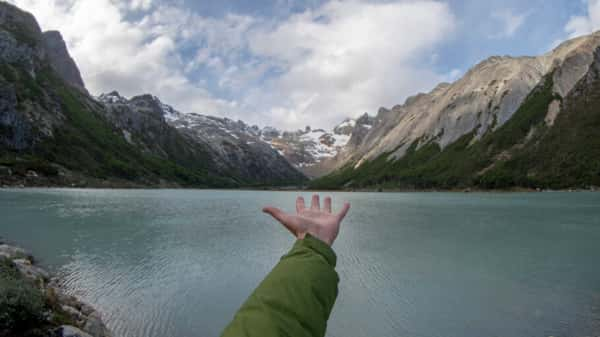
[{"x1": 7, "y1": 0, "x2": 600, "y2": 129}]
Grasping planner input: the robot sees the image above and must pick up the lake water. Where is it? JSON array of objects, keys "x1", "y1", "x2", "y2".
[{"x1": 1, "y1": 189, "x2": 599, "y2": 337}]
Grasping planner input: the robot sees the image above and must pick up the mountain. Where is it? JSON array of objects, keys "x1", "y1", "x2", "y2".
[
  {"x1": 312, "y1": 32, "x2": 600, "y2": 190},
  {"x1": 260, "y1": 114, "x2": 375, "y2": 177},
  {"x1": 0, "y1": 2, "x2": 305, "y2": 187},
  {"x1": 42, "y1": 30, "x2": 86, "y2": 93},
  {"x1": 97, "y1": 91, "x2": 306, "y2": 184}
]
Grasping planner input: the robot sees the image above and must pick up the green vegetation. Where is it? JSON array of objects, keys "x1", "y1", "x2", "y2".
[
  {"x1": 2, "y1": 60, "x2": 302, "y2": 187},
  {"x1": 2, "y1": 17, "x2": 306, "y2": 188},
  {"x1": 1, "y1": 25, "x2": 40, "y2": 47},
  {"x1": 0, "y1": 257, "x2": 46, "y2": 337},
  {"x1": 0, "y1": 257, "x2": 80, "y2": 337},
  {"x1": 312, "y1": 73, "x2": 600, "y2": 190},
  {"x1": 3, "y1": 65, "x2": 239, "y2": 187}
]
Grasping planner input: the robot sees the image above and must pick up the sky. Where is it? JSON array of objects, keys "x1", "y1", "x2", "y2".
[{"x1": 6, "y1": 0, "x2": 600, "y2": 130}]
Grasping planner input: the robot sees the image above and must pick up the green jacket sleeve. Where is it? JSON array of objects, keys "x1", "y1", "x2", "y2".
[{"x1": 221, "y1": 234, "x2": 339, "y2": 337}]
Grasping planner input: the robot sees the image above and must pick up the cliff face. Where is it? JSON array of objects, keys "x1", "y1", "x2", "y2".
[
  {"x1": 42, "y1": 30, "x2": 87, "y2": 93},
  {"x1": 0, "y1": 3, "x2": 63, "y2": 152},
  {"x1": 98, "y1": 92, "x2": 306, "y2": 185},
  {"x1": 0, "y1": 2, "x2": 305, "y2": 187},
  {"x1": 337, "y1": 32, "x2": 600, "y2": 169},
  {"x1": 313, "y1": 32, "x2": 600, "y2": 189}
]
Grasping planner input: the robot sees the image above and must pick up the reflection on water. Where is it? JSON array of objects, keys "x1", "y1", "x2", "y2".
[{"x1": 1, "y1": 189, "x2": 600, "y2": 337}]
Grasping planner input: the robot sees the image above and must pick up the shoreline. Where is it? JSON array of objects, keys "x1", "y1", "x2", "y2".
[
  {"x1": 0, "y1": 238, "x2": 112, "y2": 337},
  {"x1": 0, "y1": 184, "x2": 598, "y2": 193},
  {"x1": 1, "y1": 168, "x2": 598, "y2": 193}
]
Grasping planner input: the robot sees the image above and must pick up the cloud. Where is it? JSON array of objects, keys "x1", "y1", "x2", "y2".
[
  {"x1": 245, "y1": 0, "x2": 456, "y2": 129},
  {"x1": 490, "y1": 9, "x2": 528, "y2": 38},
  {"x1": 7, "y1": 0, "x2": 236, "y2": 116},
  {"x1": 7, "y1": 0, "x2": 456, "y2": 130},
  {"x1": 565, "y1": 0, "x2": 600, "y2": 38}
]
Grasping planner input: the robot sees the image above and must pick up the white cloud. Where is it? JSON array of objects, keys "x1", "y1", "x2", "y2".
[
  {"x1": 490, "y1": 9, "x2": 528, "y2": 38},
  {"x1": 7, "y1": 0, "x2": 235, "y2": 117},
  {"x1": 245, "y1": 0, "x2": 456, "y2": 129},
  {"x1": 7, "y1": 0, "x2": 456, "y2": 130},
  {"x1": 565, "y1": 0, "x2": 600, "y2": 38}
]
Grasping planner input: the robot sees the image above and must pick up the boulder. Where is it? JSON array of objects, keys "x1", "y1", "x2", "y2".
[
  {"x1": 26, "y1": 170, "x2": 38, "y2": 177},
  {"x1": 13, "y1": 258, "x2": 49, "y2": 281},
  {"x1": 0, "y1": 244, "x2": 28, "y2": 259},
  {"x1": 56, "y1": 325, "x2": 93, "y2": 337},
  {"x1": 83, "y1": 312, "x2": 111, "y2": 337},
  {"x1": 0, "y1": 165, "x2": 12, "y2": 176},
  {"x1": 61, "y1": 305, "x2": 83, "y2": 321}
]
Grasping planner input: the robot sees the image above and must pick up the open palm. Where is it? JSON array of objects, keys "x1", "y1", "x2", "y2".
[{"x1": 263, "y1": 194, "x2": 351, "y2": 246}]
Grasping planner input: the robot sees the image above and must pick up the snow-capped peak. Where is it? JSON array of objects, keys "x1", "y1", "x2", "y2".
[
  {"x1": 158, "y1": 101, "x2": 181, "y2": 121},
  {"x1": 97, "y1": 91, "x2": 127, "y2": 104}
]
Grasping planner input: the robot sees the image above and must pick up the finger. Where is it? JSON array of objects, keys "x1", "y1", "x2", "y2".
[
  {"x1": 324, "y1": 196, "x2": 332, "y2": 213},
  {"x1": 263, "y1": 207, "x2": 287, "y2": 223},
  {"x1": 336, "y1": 202, "x2": 351, "y2": 221},
  {"x1": 296, "y1": 196, "x2": 306, "y2": 213},
  {"x1": 310, "y1": 194, "x2": 320, "y2": 211},
  {"x1": 263, "y1": 207, "x2": 297, "y2": 235}
]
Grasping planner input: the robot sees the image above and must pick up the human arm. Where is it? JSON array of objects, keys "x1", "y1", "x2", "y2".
[{"x1": 220, "y1": 195, "x2": 350, "y2": 337}]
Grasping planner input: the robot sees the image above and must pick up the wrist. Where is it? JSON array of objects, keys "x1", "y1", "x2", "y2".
[
  {"x1": 299, "y1": 231, "x2": 334, "y2": 246},
  {"x1": 298, "y1": 234, "x2": 337, "y2": 267}
]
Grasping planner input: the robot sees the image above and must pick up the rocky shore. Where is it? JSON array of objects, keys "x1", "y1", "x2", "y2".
[{"x1": 0, "y1": 239, "x2": 111, "y2": 337}]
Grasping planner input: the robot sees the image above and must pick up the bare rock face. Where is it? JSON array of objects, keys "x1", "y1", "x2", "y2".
[
  {"x1": 42, "y1": 31, "x2": 87, "y2": 93},
  {"x1": 98, "y1": 92, "x2": 306, "y2": 184},
  {"x1": 0, "y1": 2, "x2": 46, "y2": 75},
  {"x1": 336, "y1": 31, "x2": 600, "y2": 169},
  {"x1": 262, "y1": 115, "x2": 374, "y2": 178},
  {"x1": 0, "y1": 80, "x2": 34, "y2": 150},
  {"x1": 0, "y1": 2, "x2": 68, "y2": 151}
]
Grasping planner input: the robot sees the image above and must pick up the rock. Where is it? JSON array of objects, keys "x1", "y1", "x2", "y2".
[
  {"x1": 42, "y1": 30, "x2": 87, "y2": 93},
  {"x1": 98, "y1": 93, "x2": 306, "y2": 184},
  {"x1": 13, "y1": 258, "x2": 49, "y2": 281},
  {"x1": 56, "y1": 325, "x2": 93, "y2": 337},
  {"x1": 544, "y1": 99, "x2": 561, "y2": 126},
  {"x1": 334, "y1": 31, "x2": 600, "y2": 170},
  {"x1": 61, "y1": 305, "x2": 83, "y2": 321},
  {"x1": 0, "y1": 165, "x2": 12, "y2": 176},
  {"x1": 0, "y1": 244, "x2": 28, "y2": 259},
  {"x1": 79, "y1": 303, "x2": 95, "y2": 316},
  {"x1": 26, "y1": 170, "x2": 38, "y2": 177},
  {"x1": 1, "y1": 240, "x2": 112, "y2": 337},
  {"x1": 83, "y1": 312, "x2": 111, "y2": 337}
]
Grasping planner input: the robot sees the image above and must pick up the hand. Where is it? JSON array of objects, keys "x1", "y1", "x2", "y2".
[{"x1": 263, "y1": 194, "x2": 351, "y2": 246}]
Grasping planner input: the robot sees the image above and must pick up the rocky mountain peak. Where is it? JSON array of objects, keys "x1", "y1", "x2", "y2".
[
  {"x1": 355, "y1": 113, "x2": 375, "y2": 126},
  {"x1": 98, "y1": 91, "x2": 127, "y2": 104},
  {"x1": 326, "y1": 30, "x2": 600, "y2": 174},
  {"x1": 0, "y1": 3, "x2": 86, "y2": 93},
  {"x1": 333, "y1": 118, "x2": 355, "y2": 135},
  {"x1": 42, "y1": 30, "x2": 87, "y2": 93},
  {"x1": 0, "y1": 2, "x2": 43, "y2": 46}
]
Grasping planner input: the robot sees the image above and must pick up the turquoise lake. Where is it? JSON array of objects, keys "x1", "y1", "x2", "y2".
[{"x1": 1, "y1": 189, "x2": 599, "y2": 337}]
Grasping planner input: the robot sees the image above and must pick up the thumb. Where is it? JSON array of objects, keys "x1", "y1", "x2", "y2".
[
  {"x1": 263, "y1": 207, "x2": 296, "y2": 235},
  {"x1": 336, "y1": 202, "x2": 351, "y2": 221},
  {"x1": 263, "y1": 207, "x2": 289, "y2": 225}
]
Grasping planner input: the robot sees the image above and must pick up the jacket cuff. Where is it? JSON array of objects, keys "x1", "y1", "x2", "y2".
[{"x1": 295, "y1": 234, "x2": 337, "y2": 268}]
